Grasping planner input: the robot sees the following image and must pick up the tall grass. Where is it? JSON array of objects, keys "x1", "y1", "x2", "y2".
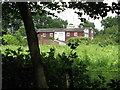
[{"x1": 2, "y1": 44, "x2": 118, "y2": 71}]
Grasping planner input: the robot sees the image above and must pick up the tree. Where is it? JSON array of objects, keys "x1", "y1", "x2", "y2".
[
  {"x1": 33, "y1": 14, "x2": 68, "y2": 29},
  {"x1": 79, "y1": 20, "x2": 95, "y2": 28},
  {"x1": 2, "y1": 2, "x2": 64, "y2": 88},
  {"x1": 93, "y1": 21, "x2": 118, "y2": 45},
  {"x1": 2, "y1": 19, "x2": 23, "y2": 34},
  {"x1": 48, "y1": 18, "x2": 68, "y2": 28},
  {"x1": 99, "y1": 16, "x2": 119, "y2": 44},
  {"x1": 101, "y1": 16, "x2": 118, "y2": 29},
  {"x1": 101, "y1": 25, "x2": 118, "y2": 44},
  {"x1": 79, "y1": 20, "x2": 99, "y2": 35},
  {"x1": 17, "y1": 2, "x2": 48, "y2": 88},
  {"x1": 2, "y1": 10, "x2": 67, "y2": 34},
  {"x1": 2, "y1": 3, "x2": 23, "y2": 33},
  {"x1": 104, "y1": 25, "x2": 118, "y2": 34},
  {"x1": 2, "y1": 1, "x2": 120, "y2": 88}
]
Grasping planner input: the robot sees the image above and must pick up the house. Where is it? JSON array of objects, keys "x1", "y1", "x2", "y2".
[{"x1": 36, "y1": 28, "x2": 94, "y2": 42}]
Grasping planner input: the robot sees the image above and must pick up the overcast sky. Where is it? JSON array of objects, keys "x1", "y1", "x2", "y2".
[{"x1": 54, "y1": 0, "x2": 118, "y2": 30}]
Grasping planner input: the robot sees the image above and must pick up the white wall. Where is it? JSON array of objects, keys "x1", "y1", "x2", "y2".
[
  {"x1": 54, "y1": 32, "x2": 65, "y2": 41},
  {"x1": 84, "y1": 29, "x2": 89, "y2": 38}
]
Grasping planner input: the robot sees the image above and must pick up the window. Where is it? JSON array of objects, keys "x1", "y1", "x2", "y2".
[
  {"x1": 50, "y1": 33, "x2": 53, "y2": 37},
  {"x1": 66, "y1": 32, "x2": 70, "y2": 37},
  {"x1": 42, "y1": 33, "x2": 46, "y2": 37},
  {"x1": 74, "y1": 32, "x2": 78, "y2": 36}
]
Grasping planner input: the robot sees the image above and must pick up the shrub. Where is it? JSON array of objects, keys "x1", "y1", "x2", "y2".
[
  {"x1": 1, "y1": 27, "x2": 27, "y2": 46},
  {"x1": 15, "y1": 31, "x2": 27, "y2": 46},
  {"x1": 1, "y1": 34, "x2": 27, "y2": 46},
  {"x1": 1, "y1": 34, "x2": 19, "y2": 45},
  {"x1": 48, "y1": 37, "x2": 54, "y2": 40},
  {"x1": 2, "y1": 47, "x2": 34, "y2": 88},
  {"x1": 92, "y1": 34, "x2": 118, "y2": 46},
  {"x1": 67, "y1": 37, "x2": 91, "y2": 45}
]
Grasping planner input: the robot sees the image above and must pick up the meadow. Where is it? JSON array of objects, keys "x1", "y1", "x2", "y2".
[
  {"x1": 1, "y1": 44, "x2": 119, "y2": 88},
  {"x1": 2, "y1": 44, "x2": 119, "y2": 71}
]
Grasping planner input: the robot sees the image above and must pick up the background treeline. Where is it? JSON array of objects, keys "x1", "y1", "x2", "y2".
[
  {"x1": 2, "y1": 13, "x2": 68, "y2": 34},
  {"x1": 1, "y1": 16, "x2": 119, "y2": 46},
  {"x1": 93, "y1": 16, "x2": 119, "y2": 46}
]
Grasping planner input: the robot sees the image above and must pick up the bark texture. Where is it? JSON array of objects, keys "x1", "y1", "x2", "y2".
[{"x1": 17, "y1": 2, "x2": 48, "y2": 88}]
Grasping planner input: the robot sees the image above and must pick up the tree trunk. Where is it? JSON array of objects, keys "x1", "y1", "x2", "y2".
[
  {"x1": 17, "y1": 2, "x2": 48, "y2": 88},
  {"x1": 66, "y1": 68, "x2": 73, "y2": 88}
]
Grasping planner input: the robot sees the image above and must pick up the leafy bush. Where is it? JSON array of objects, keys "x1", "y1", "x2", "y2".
[
  {"x1": 92, "y1": 34, "x2": 118, "y2": 47},
  {"x1": 2, "y1": 47, "x2": 34, "y2": 88},
  {"x1": 48, "y1": 37, "x2": 54, "y2": 40},
  {"x1": 1, "y1": 34, "x2": 19, "y2": 45},
  {"x1": 1, "y1": 34, "x2": 27, "y2": 46},
  {"x1": 1, "y1": 26, "x2": 27, "y2": 46},
  {"x1": 67, "y1": 37, "x2": 91, "y2": 45},
  {"x1": 107, "y1": 79, "x2": 120, "y2": 88},
  {"x1": 15, "y1": 29, "x2": 27, "y2": 46},
  {"x1": 40, "y1": 43, "x2": 95, "y2": 88},
  {"x1": 92, "y1": 25, "x2": 119, "y2": 46}
]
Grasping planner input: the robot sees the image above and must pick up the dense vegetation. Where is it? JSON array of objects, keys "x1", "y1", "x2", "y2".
[
  {"x1": 1, "y1": 1, "x2": 120, "y2": 88},
  {"x1": 1, "y1": 16, "x2": 119, "y2": 88},
  {"x1": 1, "y1": 26, "x2": 27, "y2": 46},
  {"x1": 94, "y1": 16, "x2": 119, "y2": 46},
  {"x1": 1, "y1": 43, "x2": 119, "y2": 88}
]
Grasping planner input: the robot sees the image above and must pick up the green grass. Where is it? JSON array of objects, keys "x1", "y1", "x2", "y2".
[
  {"x1": 40, "y1": 44, "x2": 118, "y2": 71},
  {"x1": 1, "y1": 44, "x2": 118, "y2": 71}
]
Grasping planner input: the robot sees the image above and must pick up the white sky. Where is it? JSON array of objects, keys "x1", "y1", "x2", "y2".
[{"x1": 52, "y1": 0, "x2": 118, "y2": 30}]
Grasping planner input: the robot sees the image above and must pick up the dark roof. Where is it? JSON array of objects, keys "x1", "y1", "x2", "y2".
[{"x1": 36, "y1": 28, "x2": 85, "y2": 33}]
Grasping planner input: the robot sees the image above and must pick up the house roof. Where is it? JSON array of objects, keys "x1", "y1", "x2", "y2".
[{"x1": 36, "y1": 28, "x2": 86, "y2": 33}]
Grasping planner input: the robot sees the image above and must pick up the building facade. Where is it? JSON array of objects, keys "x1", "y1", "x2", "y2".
[{"x1": 37, "y1": 28, "x2": 94, "y2": 42}]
